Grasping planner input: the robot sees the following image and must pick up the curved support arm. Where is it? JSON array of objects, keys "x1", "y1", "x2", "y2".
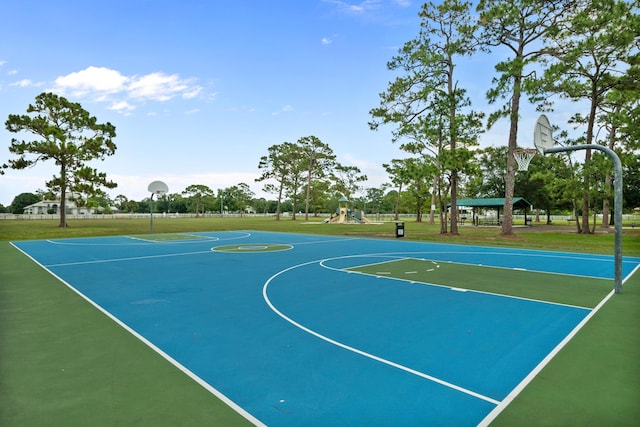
[{"x1": 544, "y1": 144, "x2": 623, "y2": 293}]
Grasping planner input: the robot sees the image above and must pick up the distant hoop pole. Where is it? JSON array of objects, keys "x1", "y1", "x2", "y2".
[
  {"x1": 150, "y1": 192, "x2": 156, "y2": 234},
  {"x1": 543, "y1": 144, "x2": 623, "y2": 294}
]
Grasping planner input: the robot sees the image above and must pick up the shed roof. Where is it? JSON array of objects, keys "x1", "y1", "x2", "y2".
[{"x1": 452, "y1": 197, "x2": 532, "y2": 209}]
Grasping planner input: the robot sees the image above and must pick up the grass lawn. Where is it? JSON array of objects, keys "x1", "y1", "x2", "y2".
[{"x1": 1, "y1": 216, "x2": 638, "y2": 426}]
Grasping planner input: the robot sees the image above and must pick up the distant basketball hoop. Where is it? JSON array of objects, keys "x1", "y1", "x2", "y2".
[
  {"x1": 148, "y1": 181, "x2": 169, "y2": 234},
  {"x1": 148, "y1": 181, "x2": 169, "y2": 197},
  {"x1": 513, "y1": 148, "x2": 537, "y2": 172}
]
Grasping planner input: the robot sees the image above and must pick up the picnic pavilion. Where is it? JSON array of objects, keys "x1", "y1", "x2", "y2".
[{"x1": 451, "y1": 197, "x2": 533, "y2": 226}]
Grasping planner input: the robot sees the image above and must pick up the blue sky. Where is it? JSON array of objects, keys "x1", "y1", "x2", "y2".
[{"x1": 0, "y1": 0, "x2": 544, "y2": 206}]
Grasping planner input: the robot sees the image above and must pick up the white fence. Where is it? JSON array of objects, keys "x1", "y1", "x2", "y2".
[
  {"x1": 0, "y1": 213, "x2": 273, "y2": 220},
  {"x1": 0, "y1": 212, "x2": 638, "y2": 224}
]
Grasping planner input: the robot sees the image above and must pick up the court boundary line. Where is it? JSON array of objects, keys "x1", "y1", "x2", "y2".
[
  {"x1": 9, "y1": 242, "x2": 266, "y2": 427},
  {"x1": 44, "y1": 249, "x2": 215, "y2": 268},
  {"x1": 42, "y1": 235, "x2": 359, "y2": 268},
  {"x1": 477, "y1": 262, "x2": 640, "y2": 426},
  {"x1": 262, "y1": 258, "x2": 501, "y2": 406},
  {"x1": 44, "y1": 231, "x2": 252, "y2": 246},
  {"x1": 127, "y1": 233, "x2": 218, "y2": 243}
]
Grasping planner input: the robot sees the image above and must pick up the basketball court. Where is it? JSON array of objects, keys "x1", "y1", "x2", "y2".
[{"x1": 12, "y1": 231, "x2": 640, "y2": 426}]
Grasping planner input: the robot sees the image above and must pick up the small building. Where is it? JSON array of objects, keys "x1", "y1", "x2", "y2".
[
  {"x1": 450, "y1": 197, "x2": 533, "y2": 226},
  {"x1": 23, "y1": 196, "x2": 96, "y2": 215}
]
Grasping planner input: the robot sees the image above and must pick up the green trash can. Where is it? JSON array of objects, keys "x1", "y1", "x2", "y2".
[{"x1": 395, "y1": 222, "x2": 405, "y2": 238}]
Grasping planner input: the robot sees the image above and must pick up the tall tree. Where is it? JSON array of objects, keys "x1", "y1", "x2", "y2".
[
  {"x1": 383, "y1": 159, "x2": 411, "y2": 221},
  {"x1": 182, "y1": 184, "x2": 214, "y2": 217},
  {"x1": 623, "y1": 152, "x2": 640, "y2": 210},
  {"x1": 256, "y1": 141, "x2": 299, "y2": 220},
  {"x1": 385, "y1": 157, "x2": 436, "y2": 222},
  {"x1": 3, "y1": 92, "x2": 117, "y2": 227},
  {"x1": 477, "y1": 0, "x2": 570, "y2": 235},
  {"x1": 308, "y1": 180, "x2": 331, "y2": 217},
  {"x1": 370, "y1": 0, "x2": 483, "y2": 234},
  {"x1": 541, "y1": 0, "x2": 639, "y2": 233},
  {"x1": 596, "y1": 72, "x2": 640, "y2": 226},
  {"x1": 332, "y1": 164, "x2": 367, "y2": 201},
  {"x1": 9, "y1": 192, "x2": 40, "y2": 214},
  {"x1": 364, "y1": 186, "x2": 388, "y2": 216},
  {"x1": 472, "y1": 146, "x2": 509, "y2": 198},
  {"x1": 403, "y1": 156, "x2": 437, "y2": 222},
  {"x1": 231, "y1": 183, "x2": 255, "y2": 216},
  {"x1": 297, "y1": 136, "x2": 336, "y2": 221},
  {"x1": 114, "y1": 194, "x2": 128, "y2": 211}
]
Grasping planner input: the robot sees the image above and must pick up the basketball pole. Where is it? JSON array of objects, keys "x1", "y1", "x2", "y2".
[
  {"x1": 543, "y1": 144, "x2": 623, "y2": 294},
  {"x1": 150, "y1": 192, "x2": 155, "y2": 234}
]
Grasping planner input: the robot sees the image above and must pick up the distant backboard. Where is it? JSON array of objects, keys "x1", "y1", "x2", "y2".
[
  {"x1": 533, "y1": 114, "x2": 554, "y2": 154},
  {"x1": 148, "y1": 180, "x2": 169, "y2": 196}
]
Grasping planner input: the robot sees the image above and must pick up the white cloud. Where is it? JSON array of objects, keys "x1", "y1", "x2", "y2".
[
  {"x1": 324, "y1": 0, "x2": 381, "y2": 14},
  {"x1": 182, "y1": 86, "x2": 202, "y2": 99},
  {"x1": 10, "y1": 79, "x2": 37, "y2": 87},
  {"x1": 54, "y1": 66, "x2": 128, "y2": 96},
  {"x1": 49, "y1": 66, "x2": 205, "y2": 114},
  {"x1": 321, "y1": 37, "x2": 333, "y2": 45},
  {"x1": 108, "y1": 100, "x2": 135, "y2": 112},
  {"x1": 271, "y1": 104, "x2": 294, "y2": 116},
  {"x1": 128, "y1": 72, "x2": 188, "y2": 101}
]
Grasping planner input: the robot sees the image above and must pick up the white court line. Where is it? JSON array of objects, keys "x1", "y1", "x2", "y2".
[
  {"x1": 9, "y1": 242, "x2": 265, "y2": 427},
  {"x1": 45, "y1": 250, "x2": 213, "y2": 268},
  {"x1": 262, "y1": 258, "x2": 500, "y2": 406},
  {"x1": 286, "y1": 237, "x2": 361, "y2": 246},
  {"x1": 43, "y1": 233, "x2": 354, "y2": 268},
  {"x1": 45, "y1": 231, "x2": 251, "y2": 246}
]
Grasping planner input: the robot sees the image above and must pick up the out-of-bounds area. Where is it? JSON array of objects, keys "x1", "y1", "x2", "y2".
[{"x1": 1, "y1": 218, "x2": 639, "y2": 426}]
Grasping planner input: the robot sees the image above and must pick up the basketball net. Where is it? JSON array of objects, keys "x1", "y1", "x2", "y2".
[{"x1": 514, "y1": 148, "x2": 537, "y2": 172}]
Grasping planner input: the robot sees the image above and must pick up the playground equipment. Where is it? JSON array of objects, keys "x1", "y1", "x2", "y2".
[{"x1": 323, "y1": 197, "x2": 371, "y2": 224}]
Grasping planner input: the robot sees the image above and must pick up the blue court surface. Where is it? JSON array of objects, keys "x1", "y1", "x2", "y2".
[{"x1": 12, "y1": 231, "x2": 640, "y2": 426}]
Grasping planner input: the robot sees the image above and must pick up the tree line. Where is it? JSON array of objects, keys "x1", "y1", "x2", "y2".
[
  {"x1": 4, "y1": 139, "x2": 638, "y2": 225},
  {"x1": 370, "y1": 0, "x2": 639, "y2": 235}
]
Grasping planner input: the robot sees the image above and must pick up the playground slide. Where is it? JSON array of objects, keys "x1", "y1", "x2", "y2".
[
  {"x1": 323, "y1": 210, "x2": 347, "y2": 223},
  {"x1": 332, "y1": 210, "x2": 347, "y2": 223},
  {"x1": 353, "y1": 210, "x2": 371, "y2": 224}
]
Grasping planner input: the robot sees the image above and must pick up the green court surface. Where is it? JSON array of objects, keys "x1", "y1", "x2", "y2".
[{"x1": 349, "y1": 258, "x2": 612, "y2": 308}]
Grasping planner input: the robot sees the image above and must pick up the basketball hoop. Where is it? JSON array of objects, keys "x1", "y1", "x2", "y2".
[
  {"x1": 148, "y1": 181, "x2": 169, "y2": 198},
  {"x1": 514, "y1": 148, "x2": 537, "y2": 172}
]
